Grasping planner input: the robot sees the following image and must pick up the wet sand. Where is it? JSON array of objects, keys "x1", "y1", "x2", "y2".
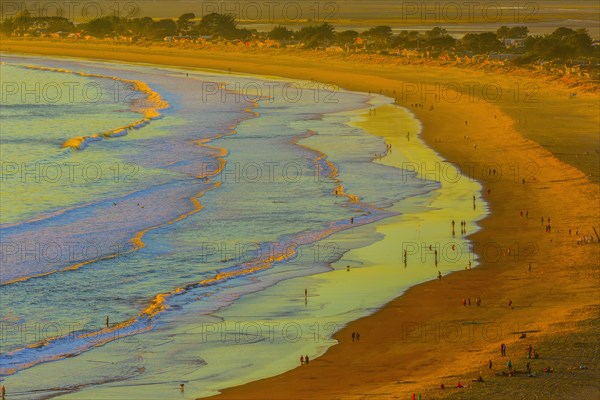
[{"x1": 1, "y1": 40, "x2": 598, "y2": 399}]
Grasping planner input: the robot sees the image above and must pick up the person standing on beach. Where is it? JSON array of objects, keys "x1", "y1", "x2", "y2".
[
  {"x1": 305, "y1": 355, "x2": 310, "y2": 364},
  {"x1": 1, "y1": 384, "x2": 5, "y2": 400},
  {"x1": 501, "y1": 343, "x2": 506, "y2": 356},
  {"x1": 106, "y1": 315, "x2": 109, "y2": 328},
  {"x1": 300, "y1": 355, "x2": 304, "y2": 365},
  {"x1": 352, "y1": 332, "x2": 356, "y2": 342},
  {"x1": 438, "y1": 271, "x2": 442, "y2": 280}
]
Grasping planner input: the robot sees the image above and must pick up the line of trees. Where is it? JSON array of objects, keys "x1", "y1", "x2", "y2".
[{"x1": 2, "y1": 11, "x2": 597, "y2": 63}]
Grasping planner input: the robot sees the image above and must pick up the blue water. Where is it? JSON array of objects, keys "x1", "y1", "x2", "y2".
[{"x1": 0, "y1": 55, "x2": 484, "y2": 399}]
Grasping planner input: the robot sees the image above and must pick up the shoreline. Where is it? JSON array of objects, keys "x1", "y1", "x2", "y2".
[
  {"x1": 1, "y1": 41, "x2": 598, "y2": 399},
  {"x1": 2, "y1": 39, "x2": 597, "y2": 182}
]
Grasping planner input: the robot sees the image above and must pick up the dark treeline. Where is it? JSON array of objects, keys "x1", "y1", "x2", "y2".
[{"x1": 2, "y1": 11, "x2": 598, "y2": 64}]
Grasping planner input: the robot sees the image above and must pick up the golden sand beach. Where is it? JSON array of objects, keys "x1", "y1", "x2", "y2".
[{"x1": 1, "y1": 39, "x2": 598, "y2": 399}]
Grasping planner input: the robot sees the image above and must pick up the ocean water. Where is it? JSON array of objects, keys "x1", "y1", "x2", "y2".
[{"x1": 0, "y1": 55, "x2": 486, "y2": 399}]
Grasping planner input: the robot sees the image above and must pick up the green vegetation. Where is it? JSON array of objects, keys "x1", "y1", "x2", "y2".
[{"x1": 2, "y1": 11, "x2": 598, "y2": 66}]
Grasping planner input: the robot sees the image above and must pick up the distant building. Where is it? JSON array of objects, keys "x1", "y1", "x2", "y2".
[{"x1": 502, "y1": 38, "x2": 526, "y2": 48}]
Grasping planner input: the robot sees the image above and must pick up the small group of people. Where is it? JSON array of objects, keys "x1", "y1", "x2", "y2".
[
  {"x1": 441, "y1": 381, "x2": 464, "y2": 389},
  {"x1": 576, "y1": 235, "x2": 594, "y2": 245},
  {"x1": 519, "y1": 210, "x2": 529, "y2": 218},
  {"x1": 458, "y1": 220, "x2": 468, "y2": 235},
  {"x1": 300, "y1": 354, "x2": 310, "y2": 365},
  {"x1": 527, "y1": 344, "x2": 540, "y2": 359},
  {"x1": 541, "y1": 216, "x2": 552, "y2": 233},
  {"x1": 462, "y1": 297, "x2": 481, "y2": 307},
  {"x1": 351, "y1": 332, "x2": 361, "y2": 342}
]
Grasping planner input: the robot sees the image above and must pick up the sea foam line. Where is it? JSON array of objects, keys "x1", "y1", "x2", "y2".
[
  {"x1": 0, "y1": 120, "x2": 393, "y2": 377},
  {"x1": 22, "y1": 64, "x2": 169, "y2": 150}
]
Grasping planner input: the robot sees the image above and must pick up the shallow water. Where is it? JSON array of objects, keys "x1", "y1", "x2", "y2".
[{"x1": 0, "y1": 55, "x2": 486, "y2": 399}]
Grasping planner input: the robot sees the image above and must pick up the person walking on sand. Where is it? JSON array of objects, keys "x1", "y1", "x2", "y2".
[
  {"x1": 508, "y1": 299, "x2": 513, "y2": 308},
  {"x1": 501, "y1": 343, "x2": 506, "y2": 356},
  {"x1": 1, "y1": 384, "x2": 5, "y2": 400},
  {"x1": 356, "y1": 332, "x2": 360, "y2": 342},
  {"x1": 300, "y1": 355, "x2": 304, "y2": 365},
  {"x1": 106, "y1": 315, "x2": 109, "y2": 328},
  {"x1": 305, "y1": 355, "x2": 310, "y2": 364},
  {"x1": 438, "y1": 271, "x2": 442, "y2": 280}
]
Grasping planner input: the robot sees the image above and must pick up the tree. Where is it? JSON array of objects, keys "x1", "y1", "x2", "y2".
[
  {"x1": 424, "y1": 27, "x2": 456, "y2": 50},
  {"x1": 269, "y1": 25, "x2": 293, "y2": 41},
  {"x1": 428, "y1": 35, "x2": 456, "y2": 51},
  {"x1": 459, "y1": 32, "x2": 503, "y2": 53},
  {"x1": 198, "y1": 12, "x2": 237, "y2": 38},
  {"x1": 363, "y1": 25, "x2": 392, "y2": 48},
  {"x1": 426, "y1": 27, "x2": 447, "y2": 39},
  {"x1": 551, "y1": 27, "x2": 575, "y2": 40},
  {"x1": 564, "y1": 30, "x2": 593, "y2": 57},
  {"x1": 496, "y1": 26, "x2": 510, "y2": 39},
  {"x1": 508, "y1": 26, "x2": 528, "y2": 39},
  {"x1": 525, "y1": 28, "x2": 594, "y2": 60},
  {"x1": 83, "y1": 17, "x2": 115, "y2": 37},
  {"x1": 177, "y1": 13, "x2": 195, "y2": 34},
  {"x1": 149, "y1": 19, "x2": 177, "y2": 39},
  {"x1": 233, "y1": 27, "x2": 253, "y2": 41},
  {"x1": 336, "y1": 30, "x2": 359, "y2": 46},
  {"x1": 296, "y1": 23, "x2": 335, "y2": 46},
  {"x1": 1, "y1": 18, "x2": 14, "y2": 35}
]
